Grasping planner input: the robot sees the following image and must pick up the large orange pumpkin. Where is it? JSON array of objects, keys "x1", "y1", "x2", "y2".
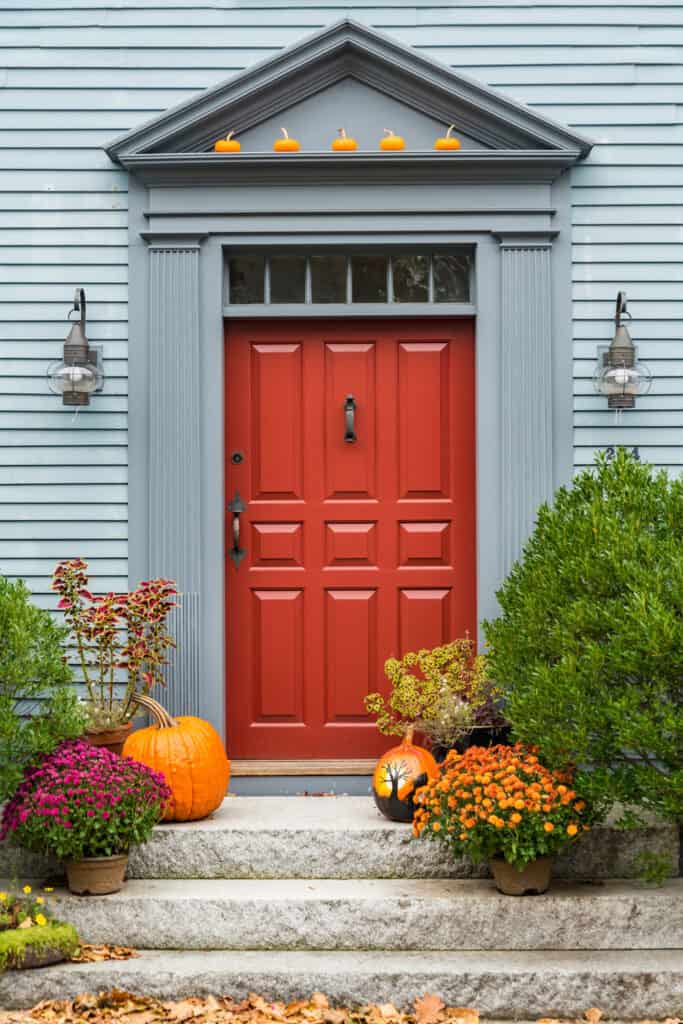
[
  {"x1": 123, "y1": 695, "x2": 230, "y2": 822},
  {"x1": 372, "y1": 727, "x2": 438, "y2": 823}
]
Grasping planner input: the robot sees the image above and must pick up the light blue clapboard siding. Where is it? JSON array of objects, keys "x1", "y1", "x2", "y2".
[{"x1": 1, "y1": 0, "x2": 682, "y2": 595}]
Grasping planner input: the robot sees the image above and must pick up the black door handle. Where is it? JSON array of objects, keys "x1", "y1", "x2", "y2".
[
  {"x1": 344, "y1": 395, "x2": 357, "y2": 444},
  {"x1": 228, "y1": 490, "x2": 247, "y2": 568}
]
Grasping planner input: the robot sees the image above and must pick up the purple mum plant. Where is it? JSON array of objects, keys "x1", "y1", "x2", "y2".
[{"x1": 0, "y1": 739, "x2": 171, "y2": 861}]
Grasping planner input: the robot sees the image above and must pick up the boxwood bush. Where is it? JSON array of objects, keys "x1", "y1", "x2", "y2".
[
  {"x1": 484, "y1": 449, "x2": 682, "y2": 825},
  {"x1": 0, "y1": 575, "x2": 85, "y2": 801}
]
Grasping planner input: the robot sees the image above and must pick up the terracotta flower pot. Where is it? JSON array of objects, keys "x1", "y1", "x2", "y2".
[
  {"x1": 84, "y1": 722, "x2": 132, "y2": 755},
  {"x1": 64, "y1": 853, "x2": 129, "y2": 895},
  {"x1": 489, "y1": 856, "x2": 552, "y2": 896}
]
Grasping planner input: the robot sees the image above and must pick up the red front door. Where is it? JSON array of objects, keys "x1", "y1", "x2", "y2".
[{"x1": 225, "y1": 319, "x2": 476, "y2": 759}]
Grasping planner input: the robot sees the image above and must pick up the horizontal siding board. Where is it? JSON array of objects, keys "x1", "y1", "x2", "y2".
[
  {"x1": 0, "y1": 3, "x2": 681, "y2": 590},
  {"x1": 0, "y1": 521, "x2": 127, "y2": 539},
  {"x1": 0, "y1": 503, "x2": 127, "y2": 520}
]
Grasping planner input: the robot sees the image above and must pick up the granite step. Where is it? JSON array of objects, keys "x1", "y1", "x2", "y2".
[
  {"x1": 1, "y1": 948, "x2": 680, "y2": 1018},
  {"x1": 1, "y1": 797, "x2": 678, "y2": 881},
  {"x1": 32, "y1": 877, "x2": 683, "y2": 952}
]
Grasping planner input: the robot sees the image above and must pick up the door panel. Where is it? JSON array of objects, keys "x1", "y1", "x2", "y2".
[{"x1": 225, "y1": 319, "x2": 476, "y2": 759}]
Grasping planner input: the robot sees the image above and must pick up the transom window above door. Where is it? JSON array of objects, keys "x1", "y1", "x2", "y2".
[{"x1": 224, "y1": 249, "x2": 473, "y2": 307}]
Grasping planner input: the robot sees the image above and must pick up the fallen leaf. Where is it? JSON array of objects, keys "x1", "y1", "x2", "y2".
[
  {"x1": 311, "y1": 995, "x2": 330, "y2": 1011},
  {"x1": 414, "y1": 995, "x2": 445, "y2": 1024},
  {"x1": 584, "y1": 1011, "x2": 602, "y2": 1024},
  {"x1": 445, "y1": 1009, "x2": 478, "y2": 1024},
  {"x1": 71, "y1": 944, "x2": 138, "y2": 964}
]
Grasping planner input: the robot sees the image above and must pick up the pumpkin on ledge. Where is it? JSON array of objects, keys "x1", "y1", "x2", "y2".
[
  {"x1": 372, "y1": 726, "x2": 438, "y2": 823},
  {"x1": 122, "y1": 694, "x2": 230, "y2": 822}
]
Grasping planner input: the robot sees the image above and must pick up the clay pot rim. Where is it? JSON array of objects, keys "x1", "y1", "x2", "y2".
[{"x1": 64, "y1": 853, "x2": 128, "y2": 864}]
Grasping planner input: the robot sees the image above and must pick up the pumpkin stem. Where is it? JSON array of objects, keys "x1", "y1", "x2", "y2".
[
  {"x1": 446, "y1": 124, "x2": 456, "y2": 139},
  {"x1": 226, "y1": 130, "x2": 235, "y2": 141},
  {"x1": 383, "y1": 128, "x2": 393, "y2": 137},
  {"x1": 338, "y1": 128, "x2": 347, "y2": 138},
  {"x1": 280, "y1": 127, "x2": 289, "y2": 139},
  {"x1": 404, "y1": 724, "x2": 415, "y2": 746},
  {"x1": 132, "y1": 693, "x2": 178, "y2": 729}
]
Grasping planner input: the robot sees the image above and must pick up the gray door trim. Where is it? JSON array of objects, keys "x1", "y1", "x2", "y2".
[{"x1": 127, "y1": 174, "x2": 571, "y2": 737}]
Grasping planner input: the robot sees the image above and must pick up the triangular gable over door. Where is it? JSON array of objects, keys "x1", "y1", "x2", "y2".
[{"x1": 106, "y1": 18, "x2": 591, "y2": 173}]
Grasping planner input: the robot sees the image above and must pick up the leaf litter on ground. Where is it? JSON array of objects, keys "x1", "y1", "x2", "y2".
[{"x1": 0, "y1": 993, "x2": 679, "y2": 1024}]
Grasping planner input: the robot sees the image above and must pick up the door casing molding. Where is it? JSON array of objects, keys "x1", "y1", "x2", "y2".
[{"x1": 126, "y1": 170, "x2": 573, "y2": 734}]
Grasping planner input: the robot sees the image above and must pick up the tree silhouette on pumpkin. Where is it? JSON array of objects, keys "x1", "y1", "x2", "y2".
[{"x1": 373, "y1": 757, "x2": 429, "y2": 823}]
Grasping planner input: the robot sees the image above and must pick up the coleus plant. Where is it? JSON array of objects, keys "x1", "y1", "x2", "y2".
[{"x1": 52, "y1": 559, "x2": 178, "y2": 730}]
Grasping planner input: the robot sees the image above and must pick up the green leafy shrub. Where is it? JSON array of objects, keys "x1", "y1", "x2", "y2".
[
  {"x1": 0, "y1": 576, "x2": 85, "y2": 801},
  {"x1": 484, "y1": 449, "x2": 683, "y2": 825}
]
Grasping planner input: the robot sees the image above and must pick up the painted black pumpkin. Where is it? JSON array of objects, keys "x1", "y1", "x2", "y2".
[{"x1": 372, "y1": 730, "x2": 438, "y2": 822}]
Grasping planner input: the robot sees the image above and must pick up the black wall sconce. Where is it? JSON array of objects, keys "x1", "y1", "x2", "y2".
[
  {"x1": 48, "y1": 288, "x2": 104, "y2": 406},
  {"x1": 593, "y1": 292, "x2": 651, "y2": 410}
]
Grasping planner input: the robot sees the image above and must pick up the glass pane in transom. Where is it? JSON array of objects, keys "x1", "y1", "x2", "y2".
[
  {"x1": 433, "y1": 251, "x2": 471, "y2": 303},
  {"x1": 311, "y1": 254, "x2": 347, "y2": 303},
  {"x1": 229, "y1": 254, "x2": 265, "y2": 304},
  {"x1": 270, "y1": 254, "x2": 306, "y2": 303},
  {"x1": 393, "y1": 254, "x2": 429, "y2": 303},
  {"x1": 352, "y1": 254, "x2": 387, "y2": 302}
]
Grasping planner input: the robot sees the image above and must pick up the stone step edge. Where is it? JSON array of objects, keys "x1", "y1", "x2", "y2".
[
  {"x1": 1, "y1": 949, "x2": 680, "y2": 1018},
  {"x1": 40, "y1": 878, "x2": 682, "y2": 953},
  {"x1": 2, "y1": 822, "x2": 678, "y2": 881}
]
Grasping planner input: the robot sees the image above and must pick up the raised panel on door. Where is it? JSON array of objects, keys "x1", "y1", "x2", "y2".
[
  {"x1": 226, "y1": 319, "x2": 476, "y2": 760},
  {"x1": 324, "y1": 342, "x2": 377, "y2": 498},
  {"x1": 251, "y1": 343, "x2": 303, "y2": 500}
]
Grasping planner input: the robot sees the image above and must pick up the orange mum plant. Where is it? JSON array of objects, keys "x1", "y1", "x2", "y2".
[{"x1": 413, "y1": 743, "x2": 594, "y2": 870}]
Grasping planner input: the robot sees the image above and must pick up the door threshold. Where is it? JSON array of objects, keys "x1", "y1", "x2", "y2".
[{"x1": 232, "y1": 759, "x2": 376, "y2": 777}]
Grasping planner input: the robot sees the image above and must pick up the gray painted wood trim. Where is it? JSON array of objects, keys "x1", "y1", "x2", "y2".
[
  {"x1": 498, "y1": 234, "x2": 554, "y2": 578},
  {"x1": 106, "y1": 19, "x2": 592, "y2": 161},
  {"x1": 118, "y1": 152, "x2": 583, "y2": 188},
  {"x1": 147, "y1": 244, "x2": 203, "y2": 718},
  {"x1": 125, "y1": 177, "x2": 574, "y2": 739}
]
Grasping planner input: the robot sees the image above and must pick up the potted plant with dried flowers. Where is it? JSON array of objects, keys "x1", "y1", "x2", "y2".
[
  {"x1": 365, "y1": 638, "x2": 496, "y2": 762},
  {"x1": 1, "y1": 738, "x2": 170, "y2": 895},
  {"x1": 0, "y1": 883, "x2": 79, "y2": 969},
  {"x1": 51, "y1": 559, "x2": 178, "y2": 752},
  {"x1": 413, "y1": 743, "x2": 596, "y2": 895}
]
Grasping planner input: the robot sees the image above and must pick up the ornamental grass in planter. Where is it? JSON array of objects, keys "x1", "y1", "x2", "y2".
[
  {"x1": 0, "y1": 883, "x2": 79, "y2": 970},
  {"x1": 0, "y1": 739, "x2": 170, "y2": 895},
  {"x1": 413, "y1": 744, "x2": 596, "y2": 895}
]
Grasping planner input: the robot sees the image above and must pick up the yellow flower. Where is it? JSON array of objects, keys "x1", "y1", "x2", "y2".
[
  {"x1": 567, "y1": 824, "x2": 579, "y2": 837},
  {"x1": 35, "y1": 896, "x2": 44, "y2": 905},
  {"x1": 0, "y1": 892, "x2": 7, "y2": 902},
  {"x1": 510, "y1": 812, "x2": 522, "y2": 824},
  {"x1": 34, "y1": 913, "x2": 47, "y2": 927},
  {"x1": 22, "y1": 885, "x2": 32, "y2": 895},
  {"x1": 543, "y1": 822, "x2": 555, "y2": 833},
  {"x1": 43, "y1": 887, "x2": 54, "y2": 893}
]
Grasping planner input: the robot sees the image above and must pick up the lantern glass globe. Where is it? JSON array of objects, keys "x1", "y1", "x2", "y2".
[
  {"x1": 601, "y1": 364, "x2": 641, "y2": 397},
  {"x1": 49, "y1": 361, "x2": 100, "y2": 395}
]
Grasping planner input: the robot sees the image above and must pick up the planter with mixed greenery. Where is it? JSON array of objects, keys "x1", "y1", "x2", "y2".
[
  {"x1": 365, "y1": 638, "x2": 501, "y2": 760},
  {"x1": 51, "y1": 560, "x2": 178, "y2": 751},
  {"x1": 0, "y1": 575, "x2": 86, "y2": 803},
  {"x1": 0, "y1": 883, "x2": 79, "y2": 970},
  {"x1": 484, "y1": 449, "x2": 683, "y2": 835},
  {"x1": 413, "y1": 744, "x2": 596, "y2": 894},
  {"x1": 0, "y1": 738, "x2": 171, "y2": 895}
]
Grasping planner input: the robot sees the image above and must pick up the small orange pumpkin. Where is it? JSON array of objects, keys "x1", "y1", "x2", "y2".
[
  {"x1": 435, "y1": 125, "x2": 461, "y2": 151},
  {"x1": 122, "y1": 695, "x2": 230, "y2": 822},
  {"x1": 379, "y1": 128, "x2": 405, "y2": 151},
  {"x1": 214, "y1": 131, "x2": 241, "y2": 153},
  {"x1": 273, "y1": 127, "x2": 300, "y2": 152},
  {"x1": 372, "y1": 727, "x2": 438, "y2": 822},
  {"x1": 332, "y1": 128, "x2": 358, "y2": 152}
]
